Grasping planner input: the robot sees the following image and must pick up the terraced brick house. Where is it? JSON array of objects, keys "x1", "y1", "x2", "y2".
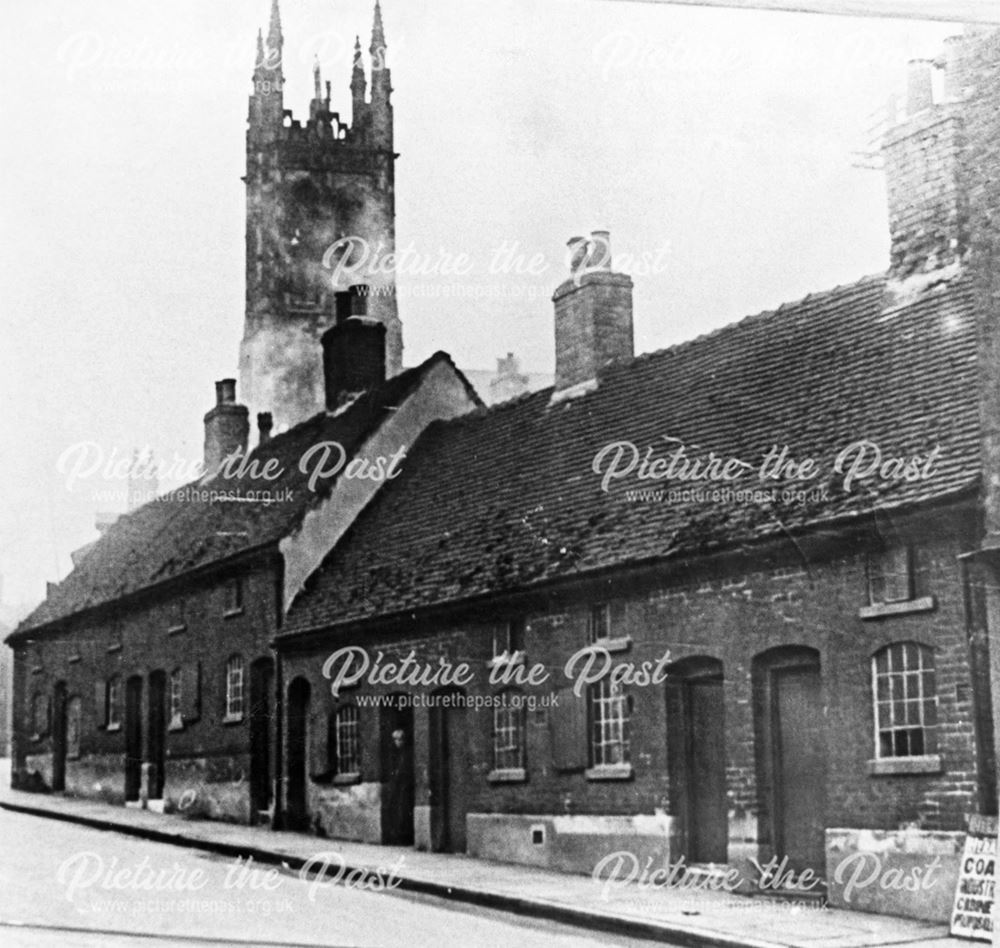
[{"x1": 274, "y1": 28, "x2": 1000, "y2": 923}]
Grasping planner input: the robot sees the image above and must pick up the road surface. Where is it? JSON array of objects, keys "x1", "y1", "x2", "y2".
[{"x1": 0, "y1": 807, "x2": 658, "y2": 947}]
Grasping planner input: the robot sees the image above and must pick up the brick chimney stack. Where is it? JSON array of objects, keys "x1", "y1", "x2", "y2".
[
  {"x1": 204, "y1": 379, "x2": 249, "y2": 474},
  {"x1": 322, "y1": 285, "x2": 387, "y2": 410},
  {"x1": 880, "y1": 47, "x2": 969, "y2": 303},
  {"x1": 552, "y1": 230, "x2": 634, "y2": 396}
]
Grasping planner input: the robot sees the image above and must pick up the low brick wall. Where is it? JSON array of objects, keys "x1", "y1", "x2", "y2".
[
  {"x1": 308, "y1": 780, "x2": 382, "y2": 843},
  {"x1": 826, "y1": 827, "x2": 964, "y2": 921},
  {"x1": 66, "y1": 753, "x2": 126, "y2": 803},
  {"x1": 165, "y1": 755, "x2": 252, "y2": 824},
  {"x1": 467, "y1": 812, "x2": 673, "y2": 876}
]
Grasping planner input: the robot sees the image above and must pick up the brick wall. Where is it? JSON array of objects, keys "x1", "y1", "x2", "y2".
[
  {"x1": 11, "y1": 554, "x2": 278, "y2": 821},
  {"x1": 280, "y1": 500, "x2": 986, "y2": 850},
  {"x1": 962, "y1": 26, "x2": 1000, "y2": 816}
]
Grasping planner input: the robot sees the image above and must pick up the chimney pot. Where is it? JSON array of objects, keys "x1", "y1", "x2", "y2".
[
  {"x1": 216, "y1": 379, "x2": 237, "y2": 406},
  {"x1": 942, "y1": 35, "x2": 966, "y2": 102},
  {"x1": 587, "y1": 230, "x2": 612, "y2": 271},
  {"x1": 349, "y1": 284, "x2": 369, "y2": 318},
  {"x1": 334, "y1": 290, "x2": 352, "y2": 325},
  {"x1": 567, "y1": 236, "x2": 588, "y2": 273},
  {"x1": 906, "y1": 59, "x2": 935, "y2": 116},
  {"x1": 257, "y1": 412, "x2": 273, "y2": 445}
]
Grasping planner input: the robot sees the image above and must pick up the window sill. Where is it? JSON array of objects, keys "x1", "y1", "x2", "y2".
[
  {"x1": 859, "y1": 596, "x2": 935, "y2": 620},
  {"x1": 166, "y1": 624, "x2": 187, "y2": 636},
  {"x1": 590, "y1": 636, "x2": 632, "y2": 654},
  {"x1": 67, "y1": 752, "x2": 81, "y2": 761},
  {"x1": 487, "y1": 768, "x2": 526, "y2": 783},
  {"x1": 222, "y1": 713, "x2": 244, "y2": 725},
  {"x1": 223, "y1": 609, "x2": 244, "y2": 619},
  {"x1": 867, "y1": 754, "x2": 942, "y2": 776},
  {"x1": 332, "y1": 772, "x2": 362, "y2": 786},
  {"x1": 585, "y1": 763, "x2": 633, "y2": 781},
  {"x1": 68, "y1": 655, "x2": 82, "y2": 664},
  {"x1": 106, "y1": 722, "x2": 121, "y2": 733},
  {"x1": 106, "y1": 643, "x2": 123, "y2": 654}
]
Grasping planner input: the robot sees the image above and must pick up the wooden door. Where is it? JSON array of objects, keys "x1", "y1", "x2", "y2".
[
  {"x1": 666, "y1": 660, "x2": 727, "y2": 863},
  {"x1": 124, "y1": 676, "x2": 143, "y2": 802},
  {"x1": 147, "y1": 671, "x2": 166, "y2": 800},
  {"x1": 285, "y1": 678, "x2": 309, "y2": 830},
  {"x1": 771, "y1": 664, "x2": 826, "y2": 874},
  {"x1": 429, "y1": 694, "x2": 468, "y2": 853},
  {"x1": 250, "y1": 659, "x2": 274, "y2": 816}
]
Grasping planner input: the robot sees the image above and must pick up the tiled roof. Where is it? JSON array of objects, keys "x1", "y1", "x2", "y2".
[
  {"x1": 13, "y1": 353, "x2": 466, "y2": 637},
  {"x1": 282, "y1": 274, "x2": 981, "y2": 636}
]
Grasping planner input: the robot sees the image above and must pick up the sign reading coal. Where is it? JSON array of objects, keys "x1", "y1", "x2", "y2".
[{"x1": 950, "y1": 815, "x2": 997, "y2": 942}]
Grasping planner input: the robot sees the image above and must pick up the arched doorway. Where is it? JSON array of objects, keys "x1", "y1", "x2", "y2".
[
  {"x1": 665, "y1": 656, "x2": 727, "y2": 864},
  {"x1": 285, "y1": 677, "x2": 310, "y2": 830},
  {"x1": 428, "y1": 687, "x2": 468, "y2": 853},
  {"x1": 752, "y1": 646, "x2": 826, "y2": 876},
  {"x1": 52, "y1": 681, "x2": 67, "y2": 792},
  {"x1": 249, "y1": 657, "x2": 274, "y2": 820},
  {"x1": 380, "y1": 693, "x2": 414, "y2": 845}
]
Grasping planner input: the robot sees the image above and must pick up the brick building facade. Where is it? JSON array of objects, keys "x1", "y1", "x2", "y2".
[{"x1": 274, "y1": 28, "x2": 1000, "y2": 923}]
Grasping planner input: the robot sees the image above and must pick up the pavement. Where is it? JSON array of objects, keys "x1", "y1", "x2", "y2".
[{"x1": 0, "y1": 772, "x2": 964, "y2": 948}]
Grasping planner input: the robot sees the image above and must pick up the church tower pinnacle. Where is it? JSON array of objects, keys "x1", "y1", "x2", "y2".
[{"x1": 240, "y1": 0, "x2": 402, "y2": 431}]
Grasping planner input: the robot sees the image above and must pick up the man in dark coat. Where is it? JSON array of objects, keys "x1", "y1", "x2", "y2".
[{"x1": 385, "y1": 728, "x2": 414, "y2": 844}]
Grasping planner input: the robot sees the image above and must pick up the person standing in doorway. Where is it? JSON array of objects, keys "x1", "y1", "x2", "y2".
[{"x1": 386, "y1": 727, "x2": 414, "y2": 844}]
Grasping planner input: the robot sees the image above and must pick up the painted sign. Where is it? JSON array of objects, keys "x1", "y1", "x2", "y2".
[{"x1": 950, "y1": 815, "x2": 997, "y2": 942}]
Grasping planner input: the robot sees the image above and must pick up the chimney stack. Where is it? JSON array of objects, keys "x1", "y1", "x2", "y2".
[
  {"x1": 322, "y1": 286, "x2": 387, "y2": 410},
  {"x1": 203, "y1": 379, "x2": 249, "y2": 474},
  {"x1": 257, "y1": 412, "x2": 273, "y2": 446},
  {"x1": 881, "y1": 43, "x2": 968, "y2": 295},
  {"x1": 552, "y1": 230, "x2": 633, "y2": 395}
]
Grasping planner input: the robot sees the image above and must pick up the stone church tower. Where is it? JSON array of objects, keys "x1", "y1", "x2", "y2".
[{"x1": 240, "y1": 0, "x2": 402, "y2": 430}]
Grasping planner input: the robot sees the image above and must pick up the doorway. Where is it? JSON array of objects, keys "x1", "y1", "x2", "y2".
[
  {"x1": 124, "y1": 675, "x2": 144, "y2": 803},
  {"x1": 380, "y1": 693, "x2": 415, "y2": 845},
  {"x1": 285, "y1": 677, "x2": 310, "y2": 830},
  {"x1": 428, "y1": 689, "x2": 468, "y2": 853},
  {"x1": 250, "y1": 658, "x2": 274, "y2": 819},
  {"x1": 753, "y1": 647, "x2": 827, "y2": 876},
  {"x1": 52, "y1": 681, "x2": 67, "y2": 793},
  {"x1": 665, "y1": 657, "x2": 727, "y2": 863},
  {"x1": 147, "y1": 671, "x2": 166, "y2": 801}
]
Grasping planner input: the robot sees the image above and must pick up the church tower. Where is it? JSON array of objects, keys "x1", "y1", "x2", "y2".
[{"x1": 241, "y1": 0, "x2": 402, "y2": 430}]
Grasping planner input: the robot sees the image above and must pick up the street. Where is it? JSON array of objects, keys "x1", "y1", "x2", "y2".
[{"x1": 0, "y1": 808, "x2": 657, "y2": 947}]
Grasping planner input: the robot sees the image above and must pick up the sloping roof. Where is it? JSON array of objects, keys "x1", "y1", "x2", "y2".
[
  {"x1": 282, "y1": 273, "x2": 981, "y2": 637},
  {"x1": 14, "y1": 353, "x2": 469, "y2": 637}
]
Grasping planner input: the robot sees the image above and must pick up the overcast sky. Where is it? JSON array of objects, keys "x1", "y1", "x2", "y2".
[{"x1": 0, "y1": 0, "x2": 957, "y2": 613}]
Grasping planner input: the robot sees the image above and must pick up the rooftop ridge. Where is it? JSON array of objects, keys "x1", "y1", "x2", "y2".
[{"x1": 433, "y1": 272, "x2": 895, "y2": 432}]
